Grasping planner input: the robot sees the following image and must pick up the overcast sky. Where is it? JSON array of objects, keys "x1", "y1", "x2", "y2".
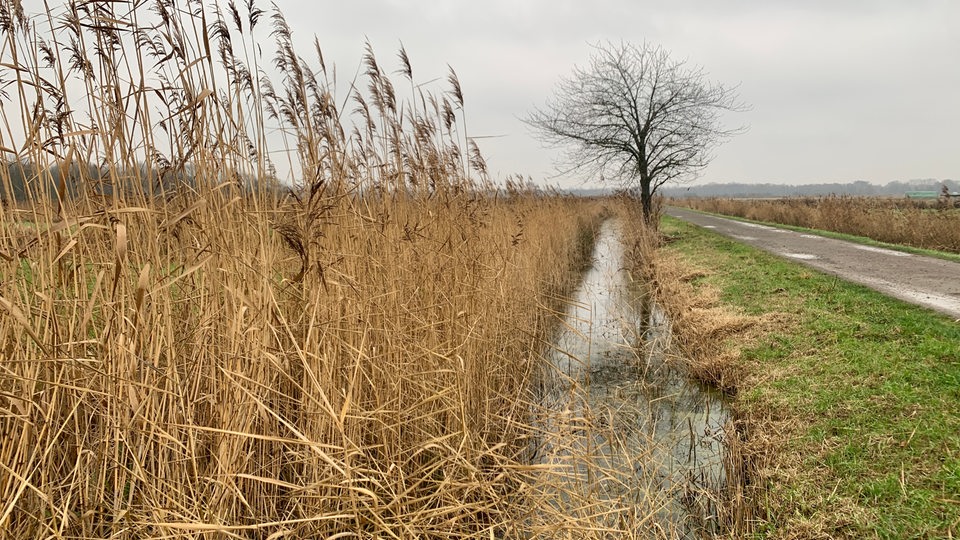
[
  {"x1": 263, "y1": 0, "x2": 957, "y2": 188},
  {"x1": 19, "y1": 1, "x2": 957, "y2": 188}
]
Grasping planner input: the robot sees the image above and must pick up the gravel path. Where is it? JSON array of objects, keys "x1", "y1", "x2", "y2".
[{"x1": 665, "y1": 207, "x2": 960, "y2": 320}]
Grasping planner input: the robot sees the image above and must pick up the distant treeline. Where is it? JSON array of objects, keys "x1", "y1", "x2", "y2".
[
  {"x1": 0, "y1": 159, "x2": 278, "y2": 204},
  {"x1": 662, "y1": 179, "x2": 958, "y2": 198}
]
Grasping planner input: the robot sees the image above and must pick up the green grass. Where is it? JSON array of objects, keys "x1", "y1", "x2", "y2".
[
  {"x1": 669, "y1": 206, "x2": 960, "y2": 263},
  {"x1": 660, "y1": 215, "x2": 960, "y2": 538}
]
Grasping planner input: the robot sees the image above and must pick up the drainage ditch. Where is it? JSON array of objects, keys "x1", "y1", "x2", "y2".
[{"x1": 531, "y1": 219, "x2": 729, "y2": 537}]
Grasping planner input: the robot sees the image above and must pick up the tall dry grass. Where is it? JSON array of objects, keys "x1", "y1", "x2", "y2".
[
  {"x1": 0, "y1": 1, "x2": 661, "y2": 538},
  {"x1": 618, "y1": 198, "x2": 775, "y2": 536},
  {"x1": 2, "y1": 183, "x2": 605, "y2": 538},
  {"x1": 672, "y1": 196, "x2": 960, "y2": 253}
]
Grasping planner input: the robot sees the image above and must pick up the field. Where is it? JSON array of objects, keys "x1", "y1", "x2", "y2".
[{"x1": 671, "y1": 196, "x2": 960, "y2": 254}]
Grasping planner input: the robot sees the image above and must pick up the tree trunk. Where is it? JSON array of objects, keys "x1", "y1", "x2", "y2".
[{"x1": 640, "y1": 176, "x2": 654, "y2": 226}]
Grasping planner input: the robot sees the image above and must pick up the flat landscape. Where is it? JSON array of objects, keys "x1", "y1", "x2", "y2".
[{"x1": 0, "y1": 1, "x2": 957, "y2": 539}]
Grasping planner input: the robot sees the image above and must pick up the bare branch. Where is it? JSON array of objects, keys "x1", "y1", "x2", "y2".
[{"x1": 525, "y1": 41, "x2": 747, "y2": 222}]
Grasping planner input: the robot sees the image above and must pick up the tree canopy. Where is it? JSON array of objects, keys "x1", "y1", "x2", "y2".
[{"x1": 526, "y1": 41, "x2": 745, "y2": 222}]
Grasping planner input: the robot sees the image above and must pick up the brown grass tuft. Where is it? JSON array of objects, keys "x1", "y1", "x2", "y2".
[{"x1": 620, "y1": 200, "x2": 795, "y2": 536}]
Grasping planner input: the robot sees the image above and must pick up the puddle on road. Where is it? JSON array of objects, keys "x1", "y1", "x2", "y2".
[
  {"x1": 853, "y1": 244, "x2": 912, "y2": 257},
  {"x1": 531, "y1": 220, "x2": 729, "y2": 537},
  {"x1": 783, "y1": 252, "x2": 819, "y2": 260}
]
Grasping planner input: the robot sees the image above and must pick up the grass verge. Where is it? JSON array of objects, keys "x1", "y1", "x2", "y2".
[{"x1": 656, "y1": 215, "x2": 960, "y2": 539}]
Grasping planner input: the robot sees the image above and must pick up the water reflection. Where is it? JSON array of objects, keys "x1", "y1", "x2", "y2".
[{"x1": 533, "y1": 220, "x2": 728, "y2": 537}]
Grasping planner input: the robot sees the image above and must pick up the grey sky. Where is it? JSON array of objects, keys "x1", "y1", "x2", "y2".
[
  {"x1": 275, "y1": 0, "x2": 957, "y2": 188},
  {"x1": 18, "y1": 1, "x2": 956, "y2": 188}
]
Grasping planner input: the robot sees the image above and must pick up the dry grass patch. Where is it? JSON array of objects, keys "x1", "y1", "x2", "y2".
[
  {"x1": 634, "y1": 233, "x2": 770, "y2": 393},
  {"x1": 623, "y1": 213, "x2": 807, "y2": 537}
]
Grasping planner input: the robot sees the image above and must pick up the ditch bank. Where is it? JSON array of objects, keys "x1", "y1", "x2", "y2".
[
  {"x1": 653, "y1": 215, "x2": 960, "y2": 538},
  {"x1": 634, "y1": 223, "x2": 771, "y2": 536},
  {"x1": 529, "y1": 219, "x2": 742, "y2": 537}
]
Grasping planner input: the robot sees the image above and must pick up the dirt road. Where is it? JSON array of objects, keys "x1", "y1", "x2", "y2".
[{"x1": 665, "y1": 207, "x2": 960, "y2": 320}]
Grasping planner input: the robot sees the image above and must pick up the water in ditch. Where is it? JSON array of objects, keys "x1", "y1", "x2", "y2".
[{"x1": 531, "y1": 219, "x2": 730, "y2": 538}]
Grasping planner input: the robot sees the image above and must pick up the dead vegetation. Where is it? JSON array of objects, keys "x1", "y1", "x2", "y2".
[
  {"x1": 621, "y1": 205, "x2": 792, "y2": 537},
  {"x1": 624, "y1": 206, "x2": 766, "y2": 394},
  {"x1": 0, "y1": 1, "x2": 675, "y2": 537},
  {"x1": 0, "y1": 1, "x2": 744, "y2": 538}
]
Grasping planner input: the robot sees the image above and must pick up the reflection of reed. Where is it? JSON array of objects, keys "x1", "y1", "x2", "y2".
[{"x1": 532, "y1": 219, "x2": 732, "y2": 537}]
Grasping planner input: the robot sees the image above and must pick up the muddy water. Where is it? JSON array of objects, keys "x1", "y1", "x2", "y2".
[{"x1": 532, "y1": 220, "x2": 729, "y2": 537}]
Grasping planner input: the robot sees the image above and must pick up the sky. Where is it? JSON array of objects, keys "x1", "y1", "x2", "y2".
[
  {"x1": 265, "y1": 0, "x2": 958, "y2": 189},
  {"x1": 18, "y1": 1, "x2": 960, "y2": 189}
]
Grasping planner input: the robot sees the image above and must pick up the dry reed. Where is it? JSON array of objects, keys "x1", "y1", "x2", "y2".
[{"x1": 0, "y1": 1, "x2": 702, "y2": 538}]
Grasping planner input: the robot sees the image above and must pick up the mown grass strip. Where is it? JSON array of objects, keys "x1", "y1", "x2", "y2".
[{"x1": 660, "y1": 215, "x2": 960, "y2": 539}]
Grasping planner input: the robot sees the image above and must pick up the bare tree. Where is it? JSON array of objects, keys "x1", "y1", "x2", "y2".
[{"x1": 526, "y1": 41, "x2": 745, "y2": 223}]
